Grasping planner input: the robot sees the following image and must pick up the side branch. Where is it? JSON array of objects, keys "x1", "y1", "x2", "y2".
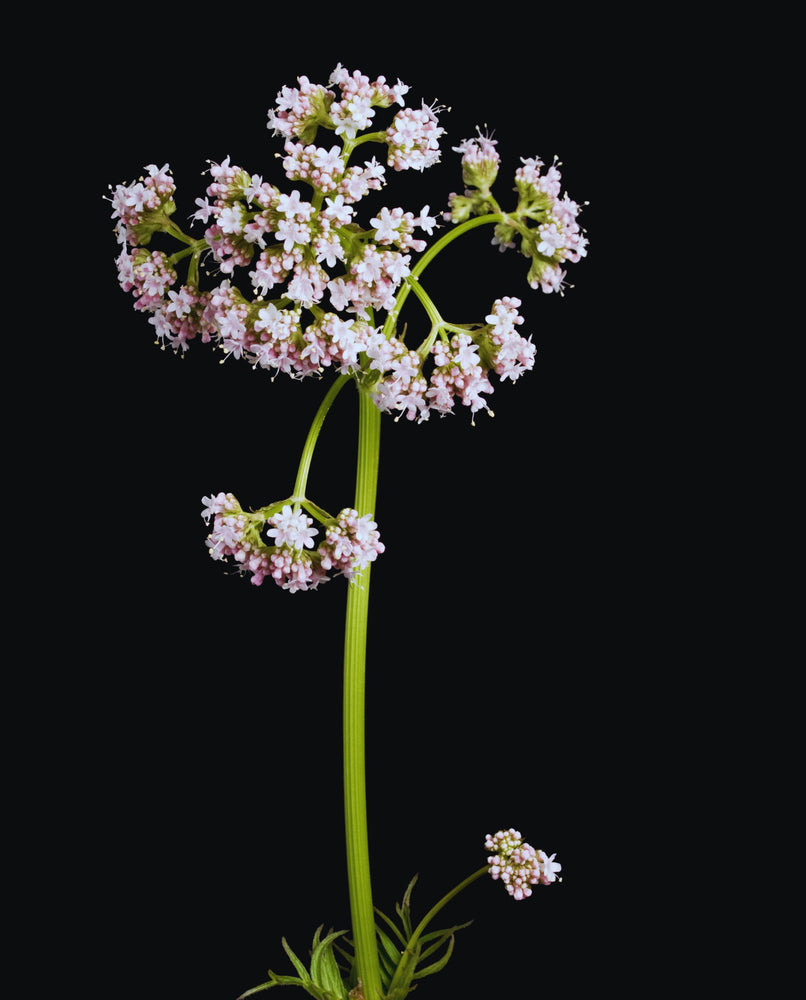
[{"x1": 382, "y1": 213, "x2": 505, "y2": 340}]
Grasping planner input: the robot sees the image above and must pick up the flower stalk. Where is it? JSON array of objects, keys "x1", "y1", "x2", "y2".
[
  {"x1": 342, "y1": 386, "x2": 383, "y2": 1000},
  {"x1": 292, "y1": 373, "x2": 351, "y2": 501},
  {"x1": 381, "y1": 213, "x2": 504, "y2": 342}
]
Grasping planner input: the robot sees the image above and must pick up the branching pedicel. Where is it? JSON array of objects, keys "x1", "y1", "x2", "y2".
[{"x1": 110, "y1": 64, "x2": 584, "y2": 1000}]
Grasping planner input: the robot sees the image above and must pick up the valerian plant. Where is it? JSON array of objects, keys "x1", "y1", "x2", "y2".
[{"x1": 109, "y1": 64, "x2": 584, "y2": 1000}]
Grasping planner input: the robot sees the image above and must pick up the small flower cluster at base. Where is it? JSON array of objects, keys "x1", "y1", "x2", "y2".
[
  {"x1": 485, "y1": 828, "x2": 561, "y2": 899},
  {"x1": 201, "y1": 493, "x2": 384, "y2": 592}
]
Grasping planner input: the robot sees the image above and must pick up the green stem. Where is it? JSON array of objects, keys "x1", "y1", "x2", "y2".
[
  {"x1": 408, "y1": 866, "x2": 490, "y2": 948},
  {"x1": 343, "y1": 388, "x2": 384, "y2": 1000},
  {"x1": 291, "y1": 373, "x2": 351, "y2": 500},
  {"x1": 381, "y1": 213, "x2": 505, "y2": 341}
]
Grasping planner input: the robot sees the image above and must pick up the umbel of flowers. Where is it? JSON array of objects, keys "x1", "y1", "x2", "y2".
[
  {"x1": 201, "y1": 493, "x2": 384, "y2": 592},
  {"x1": 485, "y1": 828, "x2": 562, "y2": 900},
  {"x1": 110, "y1": 65, "x2": 585, "y2": 420}
]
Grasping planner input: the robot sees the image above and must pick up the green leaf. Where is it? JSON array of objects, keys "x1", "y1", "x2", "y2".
[
  {"x1": 375, "y1": 925, "x2": 402, "y2": 965},
  {"x1": 377, "y1": 948, "x2": 397, "y2": 989},
  {"x1": 237, "y1": 981, "x2": 278, "y2": 999},
  {"x1": 281, "y1": 938, "x2": 312, "y2": 984},
  {"x1": 310, "y1": 928, "x2": 349, "y2": 999},
  {"x1": 394, "y1": 874, "x2": 418, "y2": 941},
  {"x1": 418, "y1": 920, "x2": 473, "y2": 955},
  {"x1": 374, "y1": 906, "x2": 408, "y2": 947},
  {"x1": 412, "y1": 933, "x2": 457, "y2": 981}
]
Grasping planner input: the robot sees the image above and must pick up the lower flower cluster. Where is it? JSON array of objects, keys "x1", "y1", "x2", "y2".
[
  {"x1": 485, "y1": 828, "x2": 562, "y2": 900},
  {"x1": 202, "y1": 493, "x2": 384, "y2": 591}
]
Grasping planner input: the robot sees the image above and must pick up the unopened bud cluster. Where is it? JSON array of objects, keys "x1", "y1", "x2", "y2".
[
  {"x1": 485, "y1": 828, "x2": 562, "y2": 900},
  {"x1": 201, "y1": 493, "x2": 384, "y2": 592}
]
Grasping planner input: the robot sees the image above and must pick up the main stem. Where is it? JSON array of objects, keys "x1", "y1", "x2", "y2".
[{"x1": 343, "y1": 387, "x2": 383, "y2": 1000}]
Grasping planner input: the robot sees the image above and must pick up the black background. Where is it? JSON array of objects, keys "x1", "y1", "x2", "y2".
[{"x1": 43, "y1": 19, "x2": 651, "y2": 1000}]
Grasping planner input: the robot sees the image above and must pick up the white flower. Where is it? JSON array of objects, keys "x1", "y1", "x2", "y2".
[
  {"x1": 370, "y1": 206, "x2": 401, "y2": 244},
  {"x1": 312, "y1": 145, "x2": 344, "y2": 173},
  {"x1": 266, "y1": 505, "x2": 318, "y2": 550},
  {"x1": 346, "y1": 95, "x2": 375, "y2": 129},
  {"x1": 536, "y1": 222, "x2": 565, "y2": 257},
  {"x1": 414, "y1": 204, "x2": 438, "y2": 234},
  {"x1": 201, "y1": 493, "x2": 229, "y2": 524},
  {"x1": 276, "y1": 189, "x2": 313, "y2": 220},
  {"x1": 323, "y1": 194, "x2": 353, "y2": 225},
  {"x1": 192, "y1": 197, "x2": 213, "y2": 223},
  {"x1": 217, "y1": 205, "x2": 244, "y2": 235},
  {"x1": 276, "y1": 218, "x2": 311, "y2": 252},
  {"x1": 537, "y1": 850, "x2": 562, "y2": 884}
]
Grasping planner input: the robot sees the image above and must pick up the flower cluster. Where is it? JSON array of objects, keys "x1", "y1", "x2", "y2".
[
  {"x1": 201, "y1": 494, "x2": 384, "y2": 592},
  {"x1": 485, "y1": 829, "x2": 562, "y2": 900},
  {"x1": 452, "y1": 129, "x2": 501, "y2": 195},
  {"x1": 110, "y1": 65, "x2": 588, "y2": 430},
  {"x1": 110, "y1": 67, "x2": 446, "y2": 370},
  {"x1": 109, "y1": 162, "x2": 177, "y2": 245},
  {"x1": 362, "y1": 296, "x2": 535, "y2": 423},
  {"x1": 268, "y1": 65, "x2": 408, "y2": 143},
  {"x1": 385, "y1": 104, "x2": 444, "y2": 172},
  {"x1": 447, "y1": 138, "x2": 587, "y2": 294}
]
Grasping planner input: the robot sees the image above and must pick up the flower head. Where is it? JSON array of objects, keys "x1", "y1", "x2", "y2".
[
  {"x1": 453, "y1": 128, "x2": 500, "y2": 191},
  {"x1": 485, "y1": 829, "x2": 561, "y2": 899},
  {"x1": 385, "y1": 103, "x2": 445, "y2": 171},
  {"x1": 202, "y1": 495, "x2": 385, "y2": 591}
]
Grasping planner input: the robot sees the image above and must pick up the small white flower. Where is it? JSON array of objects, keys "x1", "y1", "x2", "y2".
[
  {"x1": 414, "y1": 204, "x2": 438, "y2": 234},
  {"x1": 266, "y1": 505, "x2": 318, "y2": 550}
]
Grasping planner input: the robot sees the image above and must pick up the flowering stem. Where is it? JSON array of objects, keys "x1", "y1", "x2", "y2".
[
  {"x1": 343, "y1": 387, "x2": 383, "y2": 1000},
  {"x1": 291, "y1": 373, "x2": 351, "y2": 500},
  {"x1": 407, "y1": 865, "x2": 490, "y2": 946}
]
